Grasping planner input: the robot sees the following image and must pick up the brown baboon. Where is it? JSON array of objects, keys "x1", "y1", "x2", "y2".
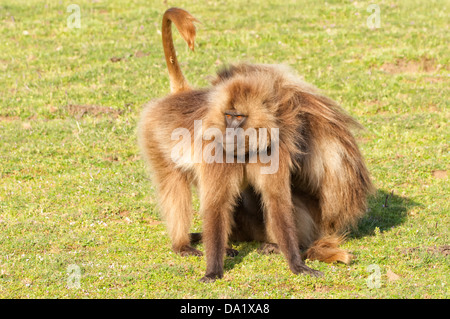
[{"x1": 138, "y1": 8, "x2": 374, "y2": 282}]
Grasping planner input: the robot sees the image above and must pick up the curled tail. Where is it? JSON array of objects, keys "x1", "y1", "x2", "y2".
[
  {"x1": 162, "y1": 7, "x2": 199, "y2": 93},
  {"x1": 305, "y1": 234, "x2": 353, "y2": 265}
]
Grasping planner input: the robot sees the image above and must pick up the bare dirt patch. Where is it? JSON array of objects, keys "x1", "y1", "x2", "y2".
[
  {"x1": 134, "y1": 50, "x2": 150, "y2": 58},
  {"x1": 432, "y1": 170, "x2": 447, "y2": 179},
  {"x1": 398, "y1": 245, "x2": 450, "y2": 257},
  {"x1": 380, "y1": 57, "x2": 439, "y2": 74},
  {"x1": 104, "y1": 155, "x2": 120, "y2": 162},
  {"x1": 0, "y1": 115, "x2": 20, "y2": 122},
  {"x1": 110, "y1": 51, "x2": 149, "y2": 62},
  {"x1": 66, "y1": 104, "x2": 123, "y2": 118},
  {"x1": 110, "y1": 56, "x2": 123, "y2": 63}
]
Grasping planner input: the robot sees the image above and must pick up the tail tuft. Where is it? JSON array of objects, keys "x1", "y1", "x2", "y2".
[
  {"x1": 162, "y1": 8, "x2": 199, "y2": 93},
  {"x1": 165, "y1": 7, "x2": 199, "y2": 51},
  {"x1": 305, "y1": 235, "x2": 353, "y2": 264}
]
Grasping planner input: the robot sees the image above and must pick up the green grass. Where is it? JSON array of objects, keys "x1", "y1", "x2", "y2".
[{"x1": 0, "y1": 0, "x2": 448, "y2": 298}]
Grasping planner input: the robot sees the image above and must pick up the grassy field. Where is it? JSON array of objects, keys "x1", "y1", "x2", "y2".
[{"x1": 0, "y1": 0, "x2": 448, "y2": 299}]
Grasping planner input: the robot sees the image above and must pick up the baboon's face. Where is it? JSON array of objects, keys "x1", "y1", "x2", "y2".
[{"x1": 204, "y1": 76, "x2": 279, "y2": 156}]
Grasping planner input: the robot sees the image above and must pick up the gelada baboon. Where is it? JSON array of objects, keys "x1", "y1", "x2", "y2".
[{"x1": 138, "y1": 7, "x2": 374, "y2": 282}]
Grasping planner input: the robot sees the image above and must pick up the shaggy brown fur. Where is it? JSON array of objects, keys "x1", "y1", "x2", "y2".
[{"x1": 138, "y1": 8, "x2": 374, "y2": 282}]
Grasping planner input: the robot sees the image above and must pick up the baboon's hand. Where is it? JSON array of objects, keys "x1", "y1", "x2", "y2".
[
  {"x1": 226, "y1": 248, "x2": 239, "y2": 257},
  {"x1": 290, "y1": 260, "x2": 323, "y2": 277},
  {"x1": 178, "y1": 245, "x2": 203, "y2": 257},
  {"x1": 258, "y1": 243, "x2": 280, "y2": 255},
  {"x1": 199, "y1": 272, "x2": 222, "y2": 283}
]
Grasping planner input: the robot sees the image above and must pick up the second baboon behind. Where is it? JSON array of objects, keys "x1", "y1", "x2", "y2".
[{"x1": 138, "y1": 8, "x2": 374, "y2": 282}]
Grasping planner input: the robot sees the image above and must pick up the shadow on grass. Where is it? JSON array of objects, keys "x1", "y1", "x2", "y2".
[
  {"x1": 350, "y1": 188, "x2": 421, "y2": 238},
  {"x1": 192, "y1": 189, "x2": 421, "y2": 273},
  {"x1": 189, "y1": 235, "x2": 260, "y2": 273},
  {"x1": 223, "y1": 242, "x2": 261, "y2": 273}
]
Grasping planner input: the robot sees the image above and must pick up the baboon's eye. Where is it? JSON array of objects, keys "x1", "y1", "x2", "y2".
[{"x1": 224, "y1": 112, "x2": 247, "y2": 128}]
